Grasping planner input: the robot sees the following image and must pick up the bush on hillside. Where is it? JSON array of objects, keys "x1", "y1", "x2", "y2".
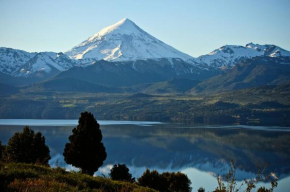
[
  {"x1": 109, "y1": 164, "x2": 135, "y2": 182},
  {"x1": 138, "y1": 169, "x2": 191, "y2": 192},
  {"x1": 213, "y1": 161, "x2": 278, "y2": 192},
  {"x1": 161, "y1": 171, "x2": 192, "y2": 192},
  {"x1": 5, "y1": 126, "x2": 50, "y2": 165}
]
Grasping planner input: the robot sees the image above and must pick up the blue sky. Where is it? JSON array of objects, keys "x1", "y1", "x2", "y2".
[{"x1": 0, "y1": 0, "x2": 289, "y2": 57}]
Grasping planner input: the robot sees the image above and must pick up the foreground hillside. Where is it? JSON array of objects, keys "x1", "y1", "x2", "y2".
[{"x1": 0, "y1": 162, "x2": 155, "y2": 192}]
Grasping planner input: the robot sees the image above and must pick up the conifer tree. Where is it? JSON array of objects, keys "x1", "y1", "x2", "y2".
[{"x1": 63, "y1": 111, "x2": 107, "y2": 175}]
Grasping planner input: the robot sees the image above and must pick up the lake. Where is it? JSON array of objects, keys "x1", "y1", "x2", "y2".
[{"x1": 0, "y1": 119, "x2": 290, "y2": 191}]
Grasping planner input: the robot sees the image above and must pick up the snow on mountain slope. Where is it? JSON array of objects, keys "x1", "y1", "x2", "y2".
[
  {"x1": 246, "y1": 43, "x2": 290, "y2": 57},
  {"x1": 1, "y1": 18, "x2": 290, "y2": 78},
  {"x1": 54, "y1": 53, "x2": 78, "y2": 69},
  {"x1": 196, "y1": 43, "x2": 290, "y2": 68},
  {"x1": 0, "y1": 47, "x2": 96, "y2": 77},
  {"x1": 17, "y1": 52, "x2": 85, "y2": 76},
  {"x1": 65, "y1": 18, "x2": 195, "y2": 62},
  {"x1": 0, "y1": 47, "x2": 36, "y2": 74},
  {"x1": 18, "y1": 53, "x2": 64, "y2": 76}
]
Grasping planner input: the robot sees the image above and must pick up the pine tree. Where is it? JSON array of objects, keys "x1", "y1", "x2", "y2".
[
  {"x1": 63, "y1": 111, "x2": 107, "y2": 175},
  {"x1": 138, "y1": 169, "x2": 192, "y2": 192}
]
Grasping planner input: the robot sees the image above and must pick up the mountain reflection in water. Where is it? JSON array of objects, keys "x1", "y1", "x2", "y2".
[{"x1": 0, "y1": 121, "x2": 289, "y2": 191}]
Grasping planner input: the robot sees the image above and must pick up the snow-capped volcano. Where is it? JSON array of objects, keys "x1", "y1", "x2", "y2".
[
  {"x1": 65, "y1": 18, "x2": 195, "y2": 62},
  {"x1": 1, "y1": 18, "x2": 290, "y2": 79}
]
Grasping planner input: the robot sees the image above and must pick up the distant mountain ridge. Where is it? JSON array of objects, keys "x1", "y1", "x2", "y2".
[
  {"x1": 0, "y1": 47, "x2": 96, "y2": 78},
  {"x1": 0, "y1": 18, "x2": 290, "y2": 81},
  {"x1": 195, "y1": 43, "x2": 290, "y2": 69},
  {"x1": 0, "y1": 47, "x2": 36, "y2": 75}
]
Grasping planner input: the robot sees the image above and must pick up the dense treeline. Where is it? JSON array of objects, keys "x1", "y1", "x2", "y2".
[
  {"x1": 93, "y1": 99, "x2": 290, "y2": 126},
  {"x1": 0, "y1": 80, "x2": 290, "y2": 126},
  {"x1": 0, "y1": 97, "x2": 289, "y2": 126}
]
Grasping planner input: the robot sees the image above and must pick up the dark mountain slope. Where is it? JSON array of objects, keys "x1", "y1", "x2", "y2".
[
  {"x1": 0, "y1": 72, "x2": 41, "y2": 86},
  {"x1": 23, "y1": 77, "x2": 119, "y2": 93},
  {"x1": 190, "y1": 56, "x2": 290, "y2": 94},
  {"x1": 56, "y1": 59, "x2": 219, "y2": 87},
  {"x1": 0, "y1": 83, "x2": 19, "y2": 96}
]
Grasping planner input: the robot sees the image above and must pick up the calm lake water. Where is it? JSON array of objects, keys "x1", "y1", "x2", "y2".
[{"x1": 0, "y1": 119, "x2": 290, "y2": 191}]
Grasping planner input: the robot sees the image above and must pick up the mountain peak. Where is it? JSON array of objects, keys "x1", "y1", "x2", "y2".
[
  {"x1": 118, "y1": 18, "x2": 135, "y2": 25},
  {"x1": 96, "y1": 18, "x2": 139, "y2": 37},
  {"x1": 65, "y1": 19, "x2": 194, "y2": 61},
  {"x1": 77, "y1": 18, "x2": 140, "y2": 46}
]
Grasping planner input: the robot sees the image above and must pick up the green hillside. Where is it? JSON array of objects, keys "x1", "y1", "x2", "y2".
[
  {"x1": 142, "y1": 78, "x2": 199, "y2": 94},
  {"x1": 0, "y1": 162, "x2": 156, "y2": 192}
]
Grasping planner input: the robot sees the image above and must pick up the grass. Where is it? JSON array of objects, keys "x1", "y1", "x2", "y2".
[{"x1": 0, "y1": 162, "x2": 156, "y2": 192}]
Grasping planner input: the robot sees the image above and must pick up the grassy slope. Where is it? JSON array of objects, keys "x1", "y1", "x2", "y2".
[{"x1": 0, "y1": 162, "x2": 156, "y2": 192}]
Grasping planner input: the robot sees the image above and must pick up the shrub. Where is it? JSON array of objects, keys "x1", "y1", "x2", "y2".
[
  {"x1": 8, "y1": 178, "x2": 77, "y2": 192},
  {"x1": 162, "y1": 171, "x2": 192, "y2": 192},
  {"x1": 198, "y1": 187, "x2": 205, "y2": 192},
  {"x1": 109, "y1": 164, "x2": 135, "y2": 182},
  {"x1": 5, "y1": 126, "x2": 50, "y2": 165},
  {"x1": 138, "y1": 169, "x2": 167, "y2": 191},
  {"x1": 63, "y1": 111, "x2": 107, "y2": 175},
  {"x1": 214, "y1": 161, "x2": 278, "y2": 192},
  {"x1": 138, "y1": 169, "x2": 191, "y2": 192}
]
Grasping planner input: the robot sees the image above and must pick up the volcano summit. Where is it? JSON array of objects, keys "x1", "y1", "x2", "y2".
[{"x1": 65, "y1": 18, "x2": 195, "y2": 62}]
